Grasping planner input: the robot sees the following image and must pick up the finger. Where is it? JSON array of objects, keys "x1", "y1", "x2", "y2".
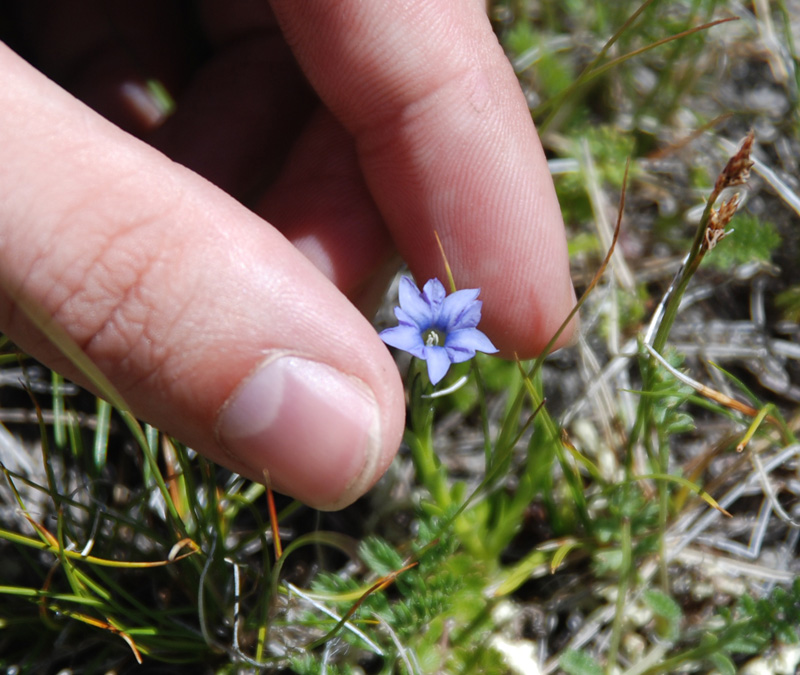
[
  {"x1": 256, "y1": 108, "x2": 396, "y2": 302},
  {"x1": 150, "y1": 0, "x2": 317, "y2": 198},
  {"x1": 270, "y1": 0, "x2": 576, "y2": 357},
  {"x1": 0, "y1": 45, "x2": 404, "y2": 510}
]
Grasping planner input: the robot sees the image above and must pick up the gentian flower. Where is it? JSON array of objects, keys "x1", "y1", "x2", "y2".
[{"x1": 380, "y1": 277, "x2": 498, "y2": 385}]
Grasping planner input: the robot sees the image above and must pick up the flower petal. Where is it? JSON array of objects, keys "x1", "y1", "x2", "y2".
[
  {"x1": 446, "y1": 328, "x2": 498, "y2": 355},
  {"x1": 440, "y1": 289, "x2": 482, "y2": 330},
  {"x1": 445, "y1": 345, "x2": 476, "y2": 363},
  {"x1": 421, "y1": 278, "x2": 446, "y2": 320},
  {"x1": 423, "y1": 345, "x2": 452, "y2": 385},
  {"x1": 394, "y1": 307, "x2": 422, "y2": 327},
  {"x1": 397, "y1": 277, "x2": 433, "y2": 328},
  {"x1": 379, "y1": 325, "x2": 426, "y2": 358}
]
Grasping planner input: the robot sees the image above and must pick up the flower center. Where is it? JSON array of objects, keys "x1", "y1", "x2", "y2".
[{"x1": 423, "y1": 328, "x2": 446, "y2": 347}]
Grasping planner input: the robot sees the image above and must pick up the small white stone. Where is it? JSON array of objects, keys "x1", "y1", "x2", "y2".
[{"x1": 490, "y1": 635, "x2": 541, "y2": 675}]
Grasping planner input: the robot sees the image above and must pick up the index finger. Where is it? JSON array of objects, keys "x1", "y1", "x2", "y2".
[{"x1": 270, "y1": 0, "x2": 576, "y2": 356}]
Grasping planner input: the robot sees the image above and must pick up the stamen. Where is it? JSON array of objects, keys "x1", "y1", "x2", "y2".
[{"x1": 423, "y1": 328, "x2": 445, "y2": 346}]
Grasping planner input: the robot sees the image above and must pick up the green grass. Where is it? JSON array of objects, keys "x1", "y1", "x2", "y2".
[{"x1": 3, "y1": 1, "x2": 800, "y2": 673}]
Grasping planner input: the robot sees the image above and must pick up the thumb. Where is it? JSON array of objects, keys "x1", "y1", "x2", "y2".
[{"x1": 0, "y1": 45, "x2": 404, "y2": 510}]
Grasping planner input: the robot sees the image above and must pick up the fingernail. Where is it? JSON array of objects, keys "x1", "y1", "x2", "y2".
[{"x1": 216, "y1": 354, "x2": 382, "y2": 510}]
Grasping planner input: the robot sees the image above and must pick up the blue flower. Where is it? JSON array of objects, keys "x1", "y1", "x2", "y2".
[{"x1": 379, "y1": 277, "x2": 498, "y2": 385}]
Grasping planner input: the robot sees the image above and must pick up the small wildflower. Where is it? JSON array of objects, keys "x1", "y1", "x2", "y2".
[{"x1": 380, "y1": 277, "x2": 498, "y2": 385}]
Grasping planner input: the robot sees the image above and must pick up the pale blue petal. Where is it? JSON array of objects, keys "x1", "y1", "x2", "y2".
[
  {"x1": 423, "y1": 346, "x2": 452, "y2": 385},
  {"x1": 454, "y1": 302, "x2": 483, "y2": 330},
  {"x1": 397, "y1": 277, "x2": 432, "y2": 328},
  {"x1": 445, "y1": 345, "x2": 476, "y2": 363},
  {"x1": 446, "y1": 328, "x2": 498, "y2": 355},
  {"x1": 442, "y1": 292, "x2": 483, "y2": 331},
  {"x1": 421, "y1": 278, "x2": 446, "y2": 319},
  {"x1": 394, "y1": 307, "x2": 422, "y2": 327},
  {"x1": 380, "y1": 325, "x2": 426, "y2": 359},
  {"x1": 439, "y1": 288, "x2": 481, "y2": 330}
]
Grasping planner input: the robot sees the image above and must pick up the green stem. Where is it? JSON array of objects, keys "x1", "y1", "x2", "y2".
[
  {"x1": 405, "y1": 427, "x2": 449, "y2": 509},
  {"x1": 657, "y1": 444, "x2": 669, "y2": 590},
  {"x1": 607, "y1": 517, "x2": 632, "y2": 672},
  {"x1": 639, "y1": 622, "x2": 749, "y2": 674}
]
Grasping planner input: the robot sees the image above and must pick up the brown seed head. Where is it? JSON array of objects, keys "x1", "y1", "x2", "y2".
[
  {"x1": 713, "y1": 130, "x2": 755, "y2": 195},
  {"x1": 704, "y1": 194, "x2": 739, "y2": 251},
  {"x1": 716, "y1": 194, "x2": 740, "y2": 225}
]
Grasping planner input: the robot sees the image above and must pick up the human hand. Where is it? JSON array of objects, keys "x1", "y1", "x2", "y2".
[{"x1": 0, "y1": 1, "x2": 575, "y2": 509}]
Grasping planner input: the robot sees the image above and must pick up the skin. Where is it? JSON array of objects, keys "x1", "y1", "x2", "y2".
[{"x1": 0, "y1": 1, "x2": 575, "y2": 509}]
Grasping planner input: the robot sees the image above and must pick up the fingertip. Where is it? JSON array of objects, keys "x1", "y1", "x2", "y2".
[
  {"x1": 487, "y1": 254, "x2": 578, "y2": 359},
  {"x1": 216, "y1": 352, "x2": 402, "y2": 509}
]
